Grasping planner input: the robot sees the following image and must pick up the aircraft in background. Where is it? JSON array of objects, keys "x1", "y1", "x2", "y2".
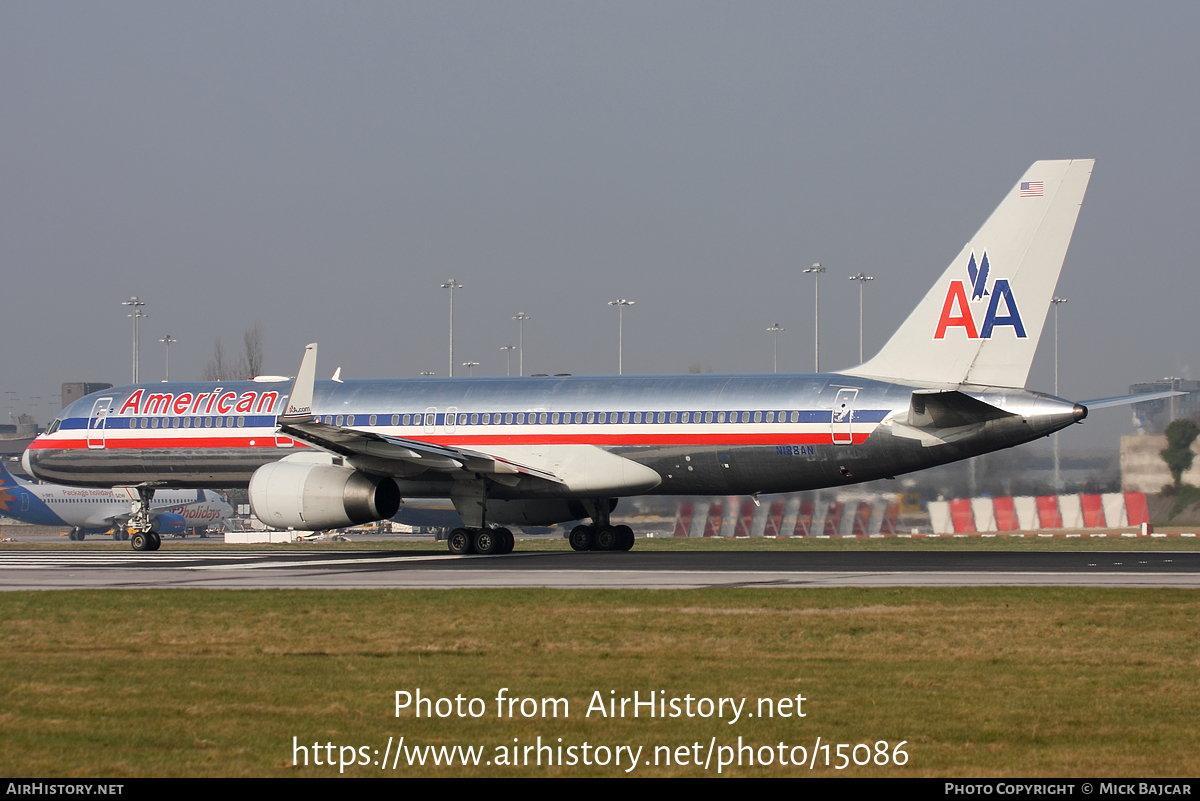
[
  {"x1": 0, "y1": 462, "x2": 232, "y2": 549},
  {"x1": 24, "y1": 159, "x2": 1176, "y2": 554}
]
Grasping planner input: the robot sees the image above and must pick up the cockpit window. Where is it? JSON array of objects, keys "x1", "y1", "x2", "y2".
[{"x1": 47, "y1": 419, "x2": 61, "y2": 435}]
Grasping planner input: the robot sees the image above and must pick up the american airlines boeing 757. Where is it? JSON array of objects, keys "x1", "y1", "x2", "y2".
[{"x1": 23, "y1": 159, "x2": 1170, "y2": 553}]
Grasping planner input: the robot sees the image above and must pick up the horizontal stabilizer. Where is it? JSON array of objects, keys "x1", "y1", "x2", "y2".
[
  {"x1": 1077, "y1": 390, "x2": 1184, "y2": 411},
  {"x1": 909, "y1": 390, "x2": 1016, "y2": 429}
]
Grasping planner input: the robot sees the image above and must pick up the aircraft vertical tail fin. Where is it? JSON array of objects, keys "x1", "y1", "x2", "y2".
[{"x1": 844, "y1": 159, "x2": 1094, "y2": 387}]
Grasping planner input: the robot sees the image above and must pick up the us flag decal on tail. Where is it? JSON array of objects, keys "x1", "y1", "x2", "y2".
[{"x1": 1020, "y1": 181, "x2": 1044, "y2": 197}]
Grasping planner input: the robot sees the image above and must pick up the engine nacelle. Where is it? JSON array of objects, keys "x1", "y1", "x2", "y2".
[
  {"x1": 249, "y1": 461, "x2": 401, "y2": 530},
  {"x1": 150, "y1": 512, "x2": 187, "y2": 535}
]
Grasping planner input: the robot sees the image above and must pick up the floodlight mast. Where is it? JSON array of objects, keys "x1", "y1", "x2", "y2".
[
  {"x1": 608, "y1": 299, "x2": 634, "y2": 375},
  {"x1": 1051, "y1": 296, "x2": 1068, "y2": 490},
  {"x1": 803, "y1": 264, "x2": 824, "y2": 371},
  {"x1": 849, "y1": 272, "x2": 875, "y2": 364},
  {"x1": 513, "y1": 312, "x2": 531, "y2": 376},
  {"x1": 440, "y1": 280, "x2": 463, "y2": 376},
  {"x1": 159, "y1": 334, "x2": 177, "y2": 381},
  {"x1": 766, "y1": 323, "x2": 784, "y2": 373},
  {"x1": 121, "y1": 296, "x2": 147, "y2": 383}
]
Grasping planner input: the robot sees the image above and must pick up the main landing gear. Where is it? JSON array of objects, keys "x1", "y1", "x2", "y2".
[
  {"x1": 568, "y1": 498, "x2": 634, "y2": 551},
  {"x1": 568, "y1": 524, "x2": 635, "y2": 552},
  {"x1": 447, "y1": 526, "x2": 515, "y2": 556}
]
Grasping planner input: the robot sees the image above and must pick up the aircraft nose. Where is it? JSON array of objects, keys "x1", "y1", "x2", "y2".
[{"x1": 20, "y1": 449, "x2": 33, "y2": 476}]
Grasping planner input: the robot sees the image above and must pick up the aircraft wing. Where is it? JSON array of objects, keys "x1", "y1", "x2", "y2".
[
  {"x1": 276, "y1": 344, "x2": 562, "y2": 485},
  {"x1": 275, "y1": 345, "x2": 662, "y2": 497},
  {"x1": 277, "y1": 417, "x2": 564, "y2": 485}
]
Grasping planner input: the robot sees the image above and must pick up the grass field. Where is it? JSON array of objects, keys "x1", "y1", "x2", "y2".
[{"x1": 2, "y1": 587, "x2": 1198, "y2": 777}]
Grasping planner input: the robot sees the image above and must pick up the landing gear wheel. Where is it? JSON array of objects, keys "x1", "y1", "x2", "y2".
[
  {"x1": 77, "y1": 530, "x2": 86, "y2": 541},
  {"x1": 594, "y1": 525, "x2": 619, "y2": 551},
  {"x1": 447, "y1": 528, "x2": 473, "y2": 555},
  {"x1": 112, "y1": 531, "x2": 123, "y2": 542},
  {"x1": 496, "y1": 528, "x2": 514, "y2": 554},
  {"x1": 569, "y1": 525, "x2": 594, "y2": 552},
  {"x1": 68, "y1": 529, "x2": 79, "y2": 541},
  {"x1": 131, "y1": 532, "x2": 151, "y2": 551},
  {"x1": 614, "y1": 525, "x2": 635, "y2": 551},
  {"x1": 148, "y1": 532, "x2": 162, "y2": 551},
  {"x1": 473, "y1": 528, "x2": 500, "y2": 555}
]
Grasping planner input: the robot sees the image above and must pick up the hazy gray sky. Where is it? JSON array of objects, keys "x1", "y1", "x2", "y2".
[{"x1": 2, "y1": 2, "x2": 1196, "y2": 451}]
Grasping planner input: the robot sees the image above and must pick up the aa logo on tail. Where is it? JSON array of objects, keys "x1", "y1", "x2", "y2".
[{"x1": 934, "y1": 251, "x2": 1026, "y2": 340}]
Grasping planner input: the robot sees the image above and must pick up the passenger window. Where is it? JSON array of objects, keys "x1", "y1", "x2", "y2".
[
  {"x1": 237, "y1": 417, "x2": 245, "y2": 427},
  {"x1": 766, "y1": 411, "x2": 774, "y2": 423},
  {"x1": 369, "y1": 415, "x2": 377, "y2": 426},
  {"x1": 391, "y1": 414, "x2": 399, "y2": 426},
  {"x1": 336, "y1": 415, "x2": 344, "y2": 426},
  {"x1": 586, "y1": 412, "x2": 595, "y2": 424},
  {"x1": 717, "y1": 412, "x2": 726, "y2": 423},
  {"x1": 347, "y1": 415, "x2": 355, "y2": 426},
  {"x1": 505, "y1": 413, "x2": 513, "y2": 424},
  {"x1": 622, "y1": 412, "x2": 630, "y2": 424},
  {"x1": 551, "y1": 413, "x2": 559, "y2": 424},
  {"x1": 791, "y1": 411, "x2": 800, "y2": 423},
  {"x1": 753, "y1": 411, "x2": 762, "y2": 423}
]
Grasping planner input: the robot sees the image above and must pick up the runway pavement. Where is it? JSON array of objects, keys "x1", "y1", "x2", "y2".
[{"x1": 3, "y1": 548, "x2": 1200, "y2": 589}]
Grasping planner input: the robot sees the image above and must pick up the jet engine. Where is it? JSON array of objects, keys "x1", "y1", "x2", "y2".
[
  {"x1": 149, "y1": 512, "x2": 187, "y2": 535},
  {"x1": 248, "y1": 461, "x2": 401, "y2": 530}
]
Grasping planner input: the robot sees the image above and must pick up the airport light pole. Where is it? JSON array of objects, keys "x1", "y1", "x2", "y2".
[
  {"x1": 803, "y1": 263, "x2": 824, "y2": 371},
  {"x1": 849, "y1": 272, "x2": 874, "y2": 364},
  {"x1": 608, "y1": 299, "x2": 634, "y2": 375},
  {"x1": 159, "y1": 334, "x2": 177, "y2": 381},
  {"x1": 462, "y1": 361, "x2": 480, "y2": 377},
  {"x1": 500, "y1": 345, "x2": 515, "y2": 377},
  {"x1": 440, "y1": 280, "x2": 463, "y2": 376},
  {"x1": 1051, "y1": 296, "x2": 1067, "y2": 491},
  {"x1": 513, "y1": 312, "x2": 531, "y2": 376},
  {"x1": 121, "y1": 296, "x2": 147, "y2": 383},
  {"x1": 766, "y1": 323, "x2": 784, "y2": 373}
]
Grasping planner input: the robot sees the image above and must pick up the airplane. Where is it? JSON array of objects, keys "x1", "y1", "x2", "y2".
[
  {"x1": 23, "y1": 159, "x2": 1177, "y2": 554},
  {"x1": 0, "y1": 460, "x2": 233, "y2": 548}
]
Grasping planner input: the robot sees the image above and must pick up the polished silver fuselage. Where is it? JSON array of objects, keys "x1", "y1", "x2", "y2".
[{"x1": 24, "y1": 373, "x2": 1080, "y2": 498}]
